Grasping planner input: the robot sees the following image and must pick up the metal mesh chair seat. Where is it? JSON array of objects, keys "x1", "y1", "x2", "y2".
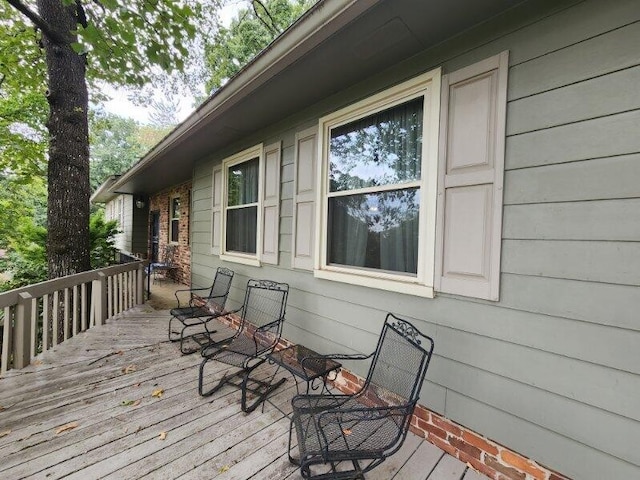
[
  {"x1": 292, "y1": 395, "x2": 408, "y2": 461},
  {"x1": 289, "y1": 313, "x2": 434, "y2": 480},
  {"x1": 198, "y1": 279, "x2": 289, "y2": 413},
  {"x1": 168, "y1": 267, "x2": 234, "y2": 354}
]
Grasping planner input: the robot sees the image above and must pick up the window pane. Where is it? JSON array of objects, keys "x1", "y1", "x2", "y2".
[
  {"x1": 226, "y1": 206, "x2": 257, "y2": 254},
  {"x1": 327, "y1": 188, "x2": 419, "y2": 274},
  {"x1": 329, "y1": 98, "x2": 423, "y2": 192},
  {"x1": 171, "y1": 219, "x2": 179, "y2": 243},
  {"x1": 228, "y1": 157, "x2": 259, "y2": 206},
  {"x1": 171, "y1": 198, "x2": 180, "y2": 219}
]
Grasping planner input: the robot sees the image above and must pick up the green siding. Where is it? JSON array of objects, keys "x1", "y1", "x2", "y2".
[{"x1": 187, "y1": 1, "x2": 640, "y2": 478}]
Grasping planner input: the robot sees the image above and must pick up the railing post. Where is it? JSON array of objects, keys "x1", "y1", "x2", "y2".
[
  {"x1": 137, "y1": 263, "x2": 145, "y2": 305},
  {"x1": 14, "y1": 292, "x2": 33, "y2": 369},
  {"x1": 92, "y1": 272, "x2": 108, "y2": 326}
]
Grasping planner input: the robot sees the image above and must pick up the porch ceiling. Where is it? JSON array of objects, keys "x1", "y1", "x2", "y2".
[{"x1": 111, "y1": 0, "x2": 523, "y2": 195}]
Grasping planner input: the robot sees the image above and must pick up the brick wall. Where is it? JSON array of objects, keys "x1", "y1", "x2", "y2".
[{"x1": 149, "y1": 182, "x2": 191, "y2": 286}]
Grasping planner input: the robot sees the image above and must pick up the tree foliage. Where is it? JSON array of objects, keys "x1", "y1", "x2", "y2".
[
  {"x1": 3, "y1": 0, "x2": 217, "y2": 280},
  {"x1": 204, "y1": 0, "x2": 314, "y2": 92}
]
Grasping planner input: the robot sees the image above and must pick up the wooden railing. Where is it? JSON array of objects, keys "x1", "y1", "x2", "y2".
[{"x1": 0, "y1": 261, "x2": 146, "y2": 376}]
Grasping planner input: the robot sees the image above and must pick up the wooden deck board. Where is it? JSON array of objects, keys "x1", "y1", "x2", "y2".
[{"x1": 0, "y1": 306, "x2": 488, "y2": 480}]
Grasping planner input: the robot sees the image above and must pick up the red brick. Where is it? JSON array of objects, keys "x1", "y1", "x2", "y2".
[
  {"x1": 428, "y1": 433, "x2": 457, "y2": 456},
  {"x1": 457, "y1": 451, "x2": 499, "y2": 480},
  {"x1": 413, "y1": 405, "x2": 430, "y2": 422},
  {"x1": 408, "y1": 424, "x2": 427, "y2": 440},
  {"x1": 340, "y1": 370, "x2": 358, "y2": 383},
  {"x1": 485, "y1": 455, "x2": 526, "y2": 480},
  {"x1": 463, "y1": 430, "x2": 499, "y2": 456},
  {"x1": 449, "y1": 436, "x2": 481, "y2": 460},
  {"x1": 432, "y1": 415, "x2": 463, "y2": 437},
  {"x1": 418, "y1": 418, "x2": 446, "y2": 439},
  {"x1": 549, "y1": 473, "x2": 571, "y2": 480},
  {"x1": 500, "y1": 450, "x2": 546, "y2": 480}
]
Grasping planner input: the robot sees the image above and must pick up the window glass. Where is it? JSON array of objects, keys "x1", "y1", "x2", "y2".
[
  {"x1": 327, "y1": 188, "x2": 420, "y2": 274},
  {"x1": 170, "y1": 197, "x2": 180, "y2": 243},
  {"x1": 228, "y1": 158, "x2": 259, "y2": 206},
  {"x1": 329, "y1": 98, "x2": 423, "y2": 192},
  {"x1": 225, "y1": 157, "x2": 259, "y2": 254}
]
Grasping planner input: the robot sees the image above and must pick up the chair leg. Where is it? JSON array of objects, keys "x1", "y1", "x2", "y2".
[
  {"x1": 288, "y1": 417, "x2": 300, "y2": 465},
  {"x1": 168, "y1": 316, "x2": 180, "y2": 342},
  {"x1": 240, "y1": 360, "x2": 286, "y2": 413}
]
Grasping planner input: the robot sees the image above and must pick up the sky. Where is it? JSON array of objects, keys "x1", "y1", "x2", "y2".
[{"x1": 103, "y1": 1, "x2": 244, "y2": 124}]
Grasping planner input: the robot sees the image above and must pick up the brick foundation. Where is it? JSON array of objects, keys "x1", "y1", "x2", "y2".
[{"x1": 149, "y1": 182, "x2": 192, "y2": 285}]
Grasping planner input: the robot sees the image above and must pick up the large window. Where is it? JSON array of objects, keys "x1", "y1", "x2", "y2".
[
  {"x1": 220, "y1": 144, "x2": 263, "y2": 265},
  {"x1": 316, "y1": 69, "x2": 441, "y2": 297}
]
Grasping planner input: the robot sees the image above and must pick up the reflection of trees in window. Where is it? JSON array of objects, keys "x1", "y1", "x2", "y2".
[
  {"x1": 329, "y1": 98, "x2": 423, "y2": 193},
  {"x1": 225, "y1": 157, "x2": 259, "y2": 254},
  {"x1": 328, "y1": 188, "x2": 419, "y2": 274}
]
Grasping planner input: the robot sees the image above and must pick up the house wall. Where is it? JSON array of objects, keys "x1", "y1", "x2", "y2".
[
  {"x1": 149, "y1": 182, "x2": 192, "y2": 285},
  {"x1": 189, "y1": 1, "x2": 640, "y2": 478},
  {"x1": 104, "y1": 194, "x2": 148, "y2": 258}
]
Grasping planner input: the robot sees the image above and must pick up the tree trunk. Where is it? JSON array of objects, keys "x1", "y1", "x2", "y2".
[{"x1": 37, "y1": 0, "x2": 91, "y2": 279}]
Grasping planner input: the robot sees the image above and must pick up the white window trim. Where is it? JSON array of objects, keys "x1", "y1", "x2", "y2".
[
  {"x1": 314, "y1": 68, "x2": 441, "y2": 298},
  {"x1": 219, "y1": 143, "x2": 263, "y2": 267}
]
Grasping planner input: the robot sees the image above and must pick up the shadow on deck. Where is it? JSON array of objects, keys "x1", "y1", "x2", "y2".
[{"x1": 0, "y1": 307, "x2": 488, "y2": 480}]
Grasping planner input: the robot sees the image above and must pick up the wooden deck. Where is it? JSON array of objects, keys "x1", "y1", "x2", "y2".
[{"x1": 0, "y1": 306, "x2": 487, "y2": 480}]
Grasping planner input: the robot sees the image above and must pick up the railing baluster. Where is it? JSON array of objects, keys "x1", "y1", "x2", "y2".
[
  {"x1": 30, "y1": 297, "x2": 37, "y2": 360},
  {"x1": 107, "y1": 276, "x2": 113, "y2": 318},
  {"x1": 81, "y1": 283, "x2": 88, "y2": 331},
  {"x1": 53, "y1": 290, "x2": 59, "y2": 346},
  {"x1": 43, "y1": 293, "x2": 50, "y2": 351},
  {"x1": 63, "y1": 288, "x2": 70, "y2": 341},
  {"x1": 1, "y1": 306, "x2": 12, "y2": 375},
  {"x1": 72, "y1": 285, "x2": 79, "y2": 335}
]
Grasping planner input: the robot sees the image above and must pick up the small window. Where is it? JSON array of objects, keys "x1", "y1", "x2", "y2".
[
  {"x1": 220, "y1": 144, "x2": 263, "y2": 266},
  {"x1": 170, "y1": 197, "x2": 180, "y2": 243}
]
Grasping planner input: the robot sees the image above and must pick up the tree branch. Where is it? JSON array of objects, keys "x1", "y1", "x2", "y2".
[
  {"x1": 5, "y1": 0, "x2": 67, "y2": 45},
  {"x1": 251, "y1": 0, "x2": 280, "y2": 35}
]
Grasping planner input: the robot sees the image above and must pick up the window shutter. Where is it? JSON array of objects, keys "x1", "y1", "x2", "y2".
[
  {"x1": 292, "y1": 127, "x2": 317, "y2": 270},
  {"x1": 211, "y1": 167, "x2": 222, "y2": 255},
  {"x1": 435, "y1": 51, "x2": 508, "y2": 301},
  {"x1": 261, "y1": 142, "x2": 281, "y2": 265}
]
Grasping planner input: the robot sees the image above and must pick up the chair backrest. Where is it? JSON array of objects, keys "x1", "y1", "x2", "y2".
[
  {"x1": 235, "y1": 280, "x2": 288, "y2": 353},
  {"x1": 206, "y1": 267, "x2": 234, "y2": 311},
  {"x1": 162, "y1": 245, "x2": 177, "y2": 266},
  {"x1": 363, "y1": 313, "x2": 434, "y2": 408}
]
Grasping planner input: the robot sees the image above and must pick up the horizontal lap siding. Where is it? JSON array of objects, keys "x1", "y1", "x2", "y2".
[{"x1": 188, "y1": 1, "x2": 640, "y2": 478}]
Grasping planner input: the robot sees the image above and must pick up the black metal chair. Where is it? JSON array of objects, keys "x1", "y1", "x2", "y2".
[
  {"x1": 148, "y1": 244, "x2": 178, "y2": 283},
  {"x1": 198, "y1": 279, "x2": 289, "y2": 413},
  {"x1": 168, "y1": 267, "x2": 234, "y2": 354},
  {"x1": 288, "y1": 313, "x2": 435, "y2": 480}
]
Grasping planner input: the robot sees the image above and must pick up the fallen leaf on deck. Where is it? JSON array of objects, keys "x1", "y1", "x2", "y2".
[
  {"x1": 122, "y1": 365, "x2": 136, "y2": 374},
  {"x1": 0, "y1": 430, "x2": 11, "y2": 438},
  {"x1": 132, "y1": 399, "x2": 141, "y2": 406},
  {"x1": 158, "y1": 431, "x2": 167, "y2": 440},
  {"x1": 115, "y1": 350, "x2": 123, "y2": 355},
  {"x1": 342, "y1": 429, "x2": 352, "y2": 435},
  {"x1": 151, "y1": 388, "x2": 164, "y2": 398},
  {"x1": 55, "y1": 422, "x2": 78, "y2": 434},
  {"x1": 120, "y1": 400, "x2": 138, "y2": 406},
  {"x1": 33, "y1": 360, "x2": 43, "y2": 366},
  {"x1": 0, "y1": 405, "x2": 5, "y2": 411},
  {"x1": 134, "y1": 383, "x2": 141, "y2": 387},
  {"x1": 219, "y1": 465, "x2": 230, "y2": 473}
]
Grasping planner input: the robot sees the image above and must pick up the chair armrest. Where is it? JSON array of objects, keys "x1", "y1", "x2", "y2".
[
  {"x1": 174, "y1": 286, "x2": 211, "y2": 307},
  {"x1": 253, "y1": 317, "x2": 284, "y2": 353}
]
